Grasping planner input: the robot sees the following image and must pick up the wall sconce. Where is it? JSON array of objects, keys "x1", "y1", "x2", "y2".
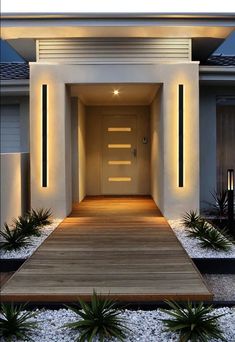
[
  {"x1": 42, "y1": 84, "x2": 48, "y2": 187},
  {"x1": 227, "y1": 169, "x2": 234, "y2": 191},
  {"x1": 178, "y1": 84, "x2": 184, "y2": 187}
]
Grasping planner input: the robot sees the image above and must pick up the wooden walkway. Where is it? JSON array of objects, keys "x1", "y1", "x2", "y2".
[{"x1": 1, "y1": 196, "x2": 212, "y2": 302}]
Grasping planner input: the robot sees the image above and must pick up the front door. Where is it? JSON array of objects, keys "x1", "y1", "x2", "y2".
[{"x1": 102, "y1": 115, "x2": 138, "y2": 194}]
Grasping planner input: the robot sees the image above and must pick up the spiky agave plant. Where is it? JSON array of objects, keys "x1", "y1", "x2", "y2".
[
  {"x1": 30, "y1": 208, "x2": 52, "y2": 227},
  {"x1": 186, "y1": 219, "x2": 209, "y2": 238},
  {"x1": 0, "y1": 303, "x2": 37, "y2": 341},
  {"x1": 14, "y1": 214, "x2": 41, "y2": 237},
  {"x1": 161, "y1": 300, "x2": 226, "y2": 342},
  {"x1": 198, "y1": 226, "x2": 233, "y2": 251},
  {"x1": 182, "y1": 211, "x2": 201, "y2": 228},
  {"x1": 210, "y1": 190, "x2": 228, "y2": 217},
  {"x1": 0, "y1": 223, "x2": 30, "y2": 251},
  {"x1": 64, "y1": 291, "x2": 130, "y2": 342}
]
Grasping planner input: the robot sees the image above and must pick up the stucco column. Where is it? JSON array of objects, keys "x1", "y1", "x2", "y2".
[
  {"x1": 30, "y1": 64, "x2": 72, "y2": 219},
  {"x1": 162, "y1": 64, "x2": 200, "y2": 219}
]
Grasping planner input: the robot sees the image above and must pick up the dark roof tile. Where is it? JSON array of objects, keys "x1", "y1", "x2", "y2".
[
  {"x1": 206, "y1": 55, "x2": 235, "y2": 66},
  {"x1": 0, "y1": 62, "x2": 29, "y2": 80}
]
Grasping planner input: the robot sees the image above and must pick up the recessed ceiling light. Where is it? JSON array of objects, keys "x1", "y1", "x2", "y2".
[{"x1": 113, "y1": 89, "x2": 120, "y2": 96}]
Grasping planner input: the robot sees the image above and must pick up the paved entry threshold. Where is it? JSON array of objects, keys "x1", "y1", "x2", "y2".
[{"x1": 2, "y1": 196, "x2": 212, "y2": 302}]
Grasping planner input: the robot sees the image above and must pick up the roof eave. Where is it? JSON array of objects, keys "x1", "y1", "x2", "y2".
[
  {"x1": 199, "y1": 65, "x2": 235, "y2": 83},
  {"x1": 1, "y1": 12, "x2": 235, "y2": 19},
  {"x1": 0, "y1": 79, "x2": 29, "y2": 96}
]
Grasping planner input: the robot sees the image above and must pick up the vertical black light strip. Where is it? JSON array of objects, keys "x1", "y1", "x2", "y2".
[
  {"x1": 178, "y1": 84, "x2": 184, "y2": 187},
  {"x1": 42, "y1": 84, "x2": 47, "y2": 187}
]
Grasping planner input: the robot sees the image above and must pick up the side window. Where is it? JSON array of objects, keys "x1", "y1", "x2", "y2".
[{"x1": 0, "y1": 104, "x2": 20, "y2": 153}]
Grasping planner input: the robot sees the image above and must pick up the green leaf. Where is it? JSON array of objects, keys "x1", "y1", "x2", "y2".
[
  {"x1": 64, "y1": 290, "x2": 130, "y2": 341},
  {"x1": 160, "y1": 300, "x2": 226, "y2": 342}
]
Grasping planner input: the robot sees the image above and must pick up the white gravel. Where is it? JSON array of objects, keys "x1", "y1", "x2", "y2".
[
  {"x1": 203, "y1": 274, "x2": 235, "y2": 301},
  {"x1": 0, "y1": 220, "x2": 61, "y2": 259},
  {"x1": 169, "y1": 219, "x2": 235, "y2": 258},
  {"x1": 0, "y1": 307, "x2": 234, "y2": 342}
]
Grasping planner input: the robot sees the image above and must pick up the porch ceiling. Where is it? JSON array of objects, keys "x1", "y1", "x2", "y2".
[{"x1": 70, "y1": 84, "x2": 160, "y2": 105}]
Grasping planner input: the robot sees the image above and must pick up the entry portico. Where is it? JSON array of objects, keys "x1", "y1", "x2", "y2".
[{"x1": 30, "y1": 61, "x2": 199, "y2": 219}]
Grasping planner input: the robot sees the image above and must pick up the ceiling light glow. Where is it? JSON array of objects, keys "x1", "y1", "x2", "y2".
[{"x1": 113, "y1": 89, "x2": 120, "y2": 95}]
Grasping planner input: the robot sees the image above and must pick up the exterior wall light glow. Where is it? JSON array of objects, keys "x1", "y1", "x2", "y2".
[
  {"x1": 42, "y1": 84, "x2": 48, "y2": 187},
  {"x1": 113, "y1": 89, "x2": 119, "y2": 95},
  {"x1": 227, "y1": 169, "x2": 234, "y2": 235},
  {"x1": 227, "y1": 169, "x2": 234, "y2": 191},
  {"x1": 178, "y1": 84, "x2": 184, "y2": 187}
]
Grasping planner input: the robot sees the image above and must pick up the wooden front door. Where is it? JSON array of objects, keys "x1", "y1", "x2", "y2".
[{"x1": 102, "y1": 115, "x2": 138, "y2": 194}]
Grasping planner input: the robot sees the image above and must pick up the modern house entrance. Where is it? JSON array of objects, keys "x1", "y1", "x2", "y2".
[
  {"x1": 71, "y1": 85, "x2": 153, "y2": 201},
  {"x1": 29, "y1": 59, "x2": 200, "y2": 220},
  {"x1": 1, "y1": 12, "x2": 234, "y2": 226},
  {"x1": 1, "y1": 196, "x2": 212, "y2": 302}
]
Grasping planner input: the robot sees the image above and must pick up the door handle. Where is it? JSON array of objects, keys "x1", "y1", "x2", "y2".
[{"x1": 131, "y1": 148, "x2": 137, "y2": 157}]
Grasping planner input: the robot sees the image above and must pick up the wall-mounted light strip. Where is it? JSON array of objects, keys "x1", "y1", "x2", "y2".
[
  {"x1": 178, "y1": 84, "x2": 184, "y2": 187},
  {"x1": 42, "y1": 84, "x2": 48, "y2": 187}
]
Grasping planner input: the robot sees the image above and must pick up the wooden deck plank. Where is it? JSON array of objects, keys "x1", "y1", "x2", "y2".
[{"x1": 1, "y1": 196, "x2": 212, "y2": 302}]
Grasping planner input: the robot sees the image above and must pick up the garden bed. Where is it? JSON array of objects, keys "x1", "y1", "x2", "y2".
[
  {"x1": 0, "y1": 307, "x2": 234, "y2": 342},
  {"x1": 203, "y1": 274, "x2": 235, "y2": 301},
  {"x1": 0, "y1": 220, "x2": 61, "y2": 260},
  {"x1": 168, "y1": 219, "x2": 235, "y2": 259}
]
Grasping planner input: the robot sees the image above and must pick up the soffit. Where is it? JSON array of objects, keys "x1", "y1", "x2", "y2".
[{"x1": 70, "y1": 84, "x2": 160, "y2": 105}]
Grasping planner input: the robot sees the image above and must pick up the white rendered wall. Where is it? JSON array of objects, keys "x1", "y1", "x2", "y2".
[
  {"x1": 78, "y1": 100, "x2": 86, "y2": 202},
  {"x1": 30, "y1": 77, "x2": 71, "y2": 219},
  {"x1": 0, "y1": 153, "x2": 29, "y2": 227},
  {"x1": 150, "y1": 88, "x2": 164, "y2": 213},
  {"x1": 30, "y1": 62, "x2": 199, "y2": 219},
  {"x1": 71, "y1": 98, "x2": 79, "y2": 202}
]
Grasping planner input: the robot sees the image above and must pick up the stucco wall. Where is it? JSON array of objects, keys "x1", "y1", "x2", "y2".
[
  {"x1": 0, "y1": 153, "x2": 29, "y2": 227},
  {"x1": 71, "y1": 98, "x2": 79, "y2": 202},
  {"x1": 78, "y1": 100, "x2": 86, "y2": 202},
  {"x1": 30, "y1": 62, "x2": 199, "y2": 219},
  {"x1": 150, "y1": 88, "x2": 164, "y2": 213}
]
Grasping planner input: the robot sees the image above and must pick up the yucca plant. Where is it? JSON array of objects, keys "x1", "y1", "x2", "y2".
[
  {"x1": 14, "y1": 214, "x2": 41, "y2": 237},
  {"x1": 29, "y1": 208, "x2": 52, "y2": 227},
  {"x1": 186, "y1": 219, "x2": 233, "y2": 251},
  {"x1": 182, "y1": 211, "x2": 201, "y2": 228},
  {"x1": 206, "y1": 190, "x2": 228, "y2": 217},
  {"x1": 198, "y1": 226, "x2": 233, "y2": 251},
  {"x1": 0, "y1": 303, "x2": 37, "y2": 341},
  {"x1": 0, "y1": 223, "x2": 30, "y2": 251},
  {"x1": 161, "y1": 300, "x2": 226, "y2": 342},
  {"x1": 64, "y1": 291, "x2": 130, "y2": 342},
  {"x1": 186, "y1": 219, "x2": 209, "y2": 238}
]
